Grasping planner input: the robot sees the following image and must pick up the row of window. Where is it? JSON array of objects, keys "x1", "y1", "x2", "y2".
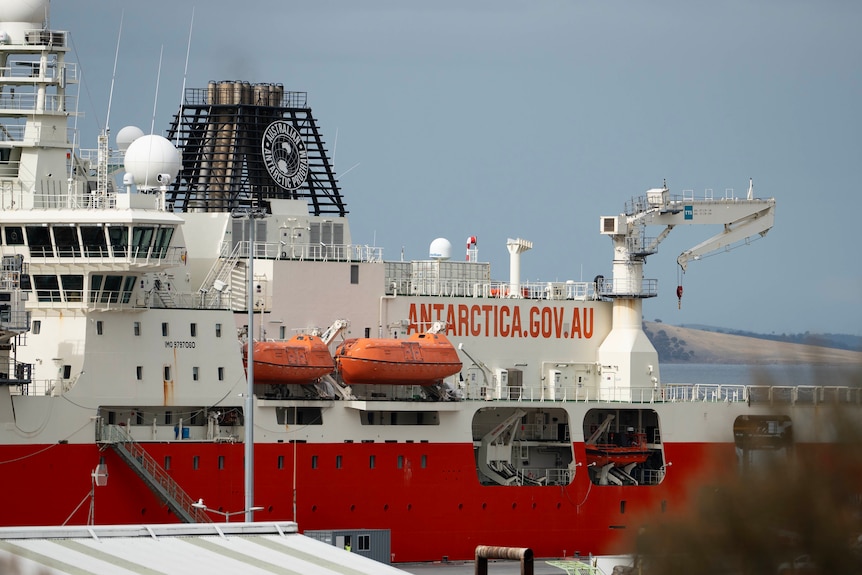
[
  {"x1": 136, "y1": 365, "x2": 226, "y2": 382},
  {"x1": 32, "y1": 319, "x2": 224, "y2": 338},
  {"x1": 2, "y1": 224, "x2": 175, "y2": 259},
  {"x1": 163, "y1": 453, "x2": 429, "y2": 472},
  {"x1": 25, "y1": 274, "x2": 136, "y2": 304}
]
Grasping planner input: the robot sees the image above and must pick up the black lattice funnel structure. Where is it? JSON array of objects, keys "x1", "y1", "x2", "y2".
[{"x1": 164, "y1": 81, "x2": 346, "y2": 216}]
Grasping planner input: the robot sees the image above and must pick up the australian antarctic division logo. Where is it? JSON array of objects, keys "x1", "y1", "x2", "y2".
[{"x1": 261, "y1": 120, "x2": 308, "y2": 190}]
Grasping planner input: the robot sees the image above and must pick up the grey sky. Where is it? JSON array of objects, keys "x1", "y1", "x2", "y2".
[{"x1": 51, "y1": 1, "x2": 862, "y2": 335}]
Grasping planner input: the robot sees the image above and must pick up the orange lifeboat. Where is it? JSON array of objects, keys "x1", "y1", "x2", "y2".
[
  {"x1": 584, "y1": 431, "x2": 651, "y2": 468},
  {"x1": 242, "y1": 334, "x2": 334, "y2": 384},
  {"x1": 335, "y1": 332, "x2": 462, "y2": 385}
]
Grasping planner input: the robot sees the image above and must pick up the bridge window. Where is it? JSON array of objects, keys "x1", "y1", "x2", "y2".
[
  {"x1": 4, "y1": 226, "x2": 24, "y2": 245},
  {"x1": 33, "y1": 275, "x2": 61, "y2": 302},
  {"x1": 153, "y1": 227, "x2": 174, "y2": 258},
  {"x1": 53, "y1": 226, "x2": 81, "y2": 257},
  {"x1": 131, "y1": 226, "x2": 154, "y2": 259},
  {"x1": 108, "y1": 226, "x2": 128, "y2": 257},
  {"x1": 60, "y1": 274, "x2": 83, "y2": 302},
  {"x1": 80, "y1": 225, "x2": 108, "y2": 256},
  {"x1": 26, "y1": 226, "x2": 52, "y2": 257},
  {"x1": 121, "y1": 276, "x2": 135, "y2": 303}
]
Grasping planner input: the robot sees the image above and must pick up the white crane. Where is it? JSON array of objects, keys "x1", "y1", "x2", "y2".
[{"x1": 595, "y1": 181, "x2": 776, "y2": 399}]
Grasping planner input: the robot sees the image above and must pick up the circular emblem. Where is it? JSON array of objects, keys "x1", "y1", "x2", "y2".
[{"x1": 261, "y1": 120, "x2": 308, "y2": 190}]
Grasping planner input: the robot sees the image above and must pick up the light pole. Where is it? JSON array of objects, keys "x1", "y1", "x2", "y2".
[
  {"x1": 231, "y1": 206, "x2": 266, "y2": 522},
  {"x1": 192, "y1": 499, "x2": 263, "y2": 523}
]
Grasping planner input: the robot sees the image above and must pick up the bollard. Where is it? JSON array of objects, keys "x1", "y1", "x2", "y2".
[{"x1": 475, "y1": 545, "x2": 534, "y2": 575}]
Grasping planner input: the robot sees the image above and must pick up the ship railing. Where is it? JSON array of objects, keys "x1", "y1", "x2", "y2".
[
  {"x1": 0, "y1": 91, "x2": 77, "y2": 115},
  {"x1": 623, "y1": 190, "x2": 742, "y2": 215},
  {"x1": 512, "y1": 467, "x2": 569, "y2": 486},
  {"x1": 225, "y1": 240, "x2": 383, "y2": 264},
  {"x1": 469, "y1": 382, "x2": 862, "y2": 405},
  {"x1": 0, "y1": 358, "x2": 32, "y2": 386},
  {"x1": 0, "y1": 58, "x2": 77, "y2": 81},
  {"x1": 16, "y1": 245, "x2": 187, "y2": 267},
  {"x1": 7, "y1": 378, "x2": 70, "y2": 397},
  {"x1": 390, "y1": 279, "x2": 597, "y2": 300},
  {"x1": 666, "y1": 383, "x2": 862, "y2": 405},
  {"x1": 596, "y1": 277, "x2": 658, "y2": 298},
  {"x1": 0, "y1": 309, "x2": 30, "y2": 333},
  {"x1": 641, "y1": 468, "x2": 666, "y2": 486}
]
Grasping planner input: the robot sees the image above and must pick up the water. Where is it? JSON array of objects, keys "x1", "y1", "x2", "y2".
[{"x1": 659, "y1": 363, "x2": 859, "y2": 387}]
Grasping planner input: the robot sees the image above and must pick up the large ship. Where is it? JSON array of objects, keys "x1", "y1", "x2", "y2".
[{"x1": 0, "y1": 1, "x2": 855, "y2": 564}]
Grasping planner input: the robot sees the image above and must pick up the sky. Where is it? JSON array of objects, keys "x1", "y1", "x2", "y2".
[{"x1": 49, "y1": 0, "x2": 862, "y2": 336}]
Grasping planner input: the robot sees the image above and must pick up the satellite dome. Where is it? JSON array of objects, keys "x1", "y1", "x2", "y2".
[
  {"x1": 429, "y1": 238, "x2": 452, "y2": 260},
  {"x1": 123, "y1": 134, "x2": 181, "y2": 189},
  {"x1": 116, "y1": 126, "x2": 145, "y2": 152},
  {"x1": 0, "y1": 0, "x2": 49, "y2": 44},
  {"x1": 0, "y1": 0, "x2": 48, "y2": 25}
]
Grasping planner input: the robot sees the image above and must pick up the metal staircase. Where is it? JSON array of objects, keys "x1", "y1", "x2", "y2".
[
  {"x1": 99, "y1": 425, "x2": 211, "y2": 523},
  {"x1": 198, "y1": 241, "x2": 244, "y2": 309}
]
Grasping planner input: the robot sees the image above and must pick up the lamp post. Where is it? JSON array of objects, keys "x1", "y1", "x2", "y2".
[
  {"x1": 192, "y1": 499, "x2": 263, "y2": 523},
  {"x1": 231, "y1": 206, "x2": 266, "y2": 522}
]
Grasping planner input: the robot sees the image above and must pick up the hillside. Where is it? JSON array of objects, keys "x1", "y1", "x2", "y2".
[{"x1": 643, "y1": 321, "x2": 862, "y2": 365}]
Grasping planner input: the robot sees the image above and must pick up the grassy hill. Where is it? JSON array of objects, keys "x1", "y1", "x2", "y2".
[{"x1": 643, "y1": 321, "x2": 862, "y2": 365}]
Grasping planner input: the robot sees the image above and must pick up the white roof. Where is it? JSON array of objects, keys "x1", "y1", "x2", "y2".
[{"x1": 0, "y1": 523, "x2": 408, "y2": 575}]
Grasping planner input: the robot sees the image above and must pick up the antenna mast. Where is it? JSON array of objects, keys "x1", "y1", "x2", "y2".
[
  {"x1": 176, "y1": 9, "x2": 195, "y2": 145},
  {"x1": 98, "y1": 12, "x2": 124, "y2": 198}
]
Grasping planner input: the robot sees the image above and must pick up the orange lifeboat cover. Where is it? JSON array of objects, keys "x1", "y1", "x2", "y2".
[
  {"x1": 243, "y1": 334, "x2": 334, "y2": 384},
  {"x1": 335, "y1": 332, "x2": 461, "y2": 385}
]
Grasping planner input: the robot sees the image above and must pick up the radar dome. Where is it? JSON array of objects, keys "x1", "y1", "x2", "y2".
[
  {"x1": 123, "y1": 134, "x2": 181, "y2": 189},
  {"x1": 0, "y1": 0, "x2": 49, "y2": 25},
  {"x1": 0, "y1": 0, "x2": 49, "y2": 44},
  {"x1": 429, "y1": 238, "x2": 452, "y2": 260},
  {"x1": 116, "y1": 126, "x2": 145, "y2": 152}
]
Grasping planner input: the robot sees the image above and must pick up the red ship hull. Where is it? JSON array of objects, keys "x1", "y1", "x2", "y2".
[{"x1": 0, "y1": 438, "x2": 748, "y2": 562}]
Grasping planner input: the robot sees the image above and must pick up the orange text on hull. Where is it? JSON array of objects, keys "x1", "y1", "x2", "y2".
[{"x1": 408, "y1": 302, "x2": 594, "y2": 339}]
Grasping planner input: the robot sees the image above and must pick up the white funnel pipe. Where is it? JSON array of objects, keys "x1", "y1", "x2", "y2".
[{"x1": 506, "y1": 238, "x2": 532, "y2": 297}]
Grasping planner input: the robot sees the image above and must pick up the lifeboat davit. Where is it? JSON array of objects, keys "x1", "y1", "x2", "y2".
[
  {"x1": 242, "y1": 334, "x2": 334, "y2": 384},
  {"x1": 335, "y1": 332, "x2": 462, "y2": 385}
]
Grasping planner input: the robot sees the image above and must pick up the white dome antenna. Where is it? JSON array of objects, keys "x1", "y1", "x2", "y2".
[{"x1": 429, "y1": 238, "x2": 452, "y2": 260}]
